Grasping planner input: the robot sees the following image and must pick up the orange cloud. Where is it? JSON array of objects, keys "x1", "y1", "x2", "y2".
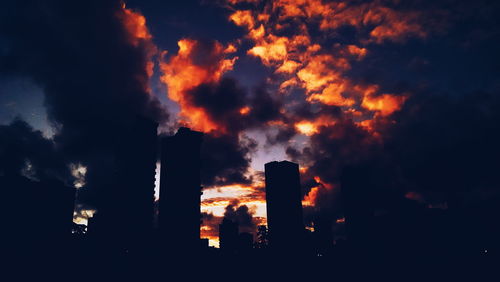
[
  {"x1": 302, "y1": 176, "x2": 334, "y2": 207},
  {"x1": 118, "y1": 6, "x2": 152, "y2": 47},
  {"x1": 302, "y1": 186, "x2": 318, "y2": 207},
  {"x1": 201, "y1": 184, "x2": 267, "y2": 217},
  {"x1": 248, "y1": 35, "x2": 289, "y2": 66},
  {"x1": 159, "y1": 39, "x2": 238, "y2": 133},
  {"x1": 239, "y1": 106, "x2": 251, "y2": 115},
  {"x1": 297, "y1": 55, "x2": 346, "y2": 92},
  {"x1": 367, "y1": 8, "x2": 426, "y2": 43},
  {"x1": 362, "y1": 92, "x2": 407, "y2": 116},
  {"x1": 224, "y1": 0, "x2": 421, "y2": 127},
  {"x1": 276, "y1": 60, "x2": 301, "y2": 74},
  {"x1": 200, "y1": 182, "x2": 267, "y2": 248},
  {"x1": 295, "y1": 115, "x2": 337, "y2": 136},
  {"x1": 307, "y1": 81, "x2": 355, "y2": 107},
  {"x1": 230, "y1": 10, "x2": 256, "y2": 30},
  {"x1": 221, "y1": 0, "x2": 418, "y2": 141},
  {"x1": 117, "y1": 5, "x2": 158, "y2": 85},
  {"x1": 316, "y1": 1, "x2": 426, "y2": 43},
  {"x1": 346, "y1": 45, "x2": 368, "y2": 60}
]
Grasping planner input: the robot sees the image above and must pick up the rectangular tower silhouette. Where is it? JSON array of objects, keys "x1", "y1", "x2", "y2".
[
  {"x1": 264, "y1": 161, "x2": 304, "y2": 253},
  {"x1": 91, "y1": 116, "x2": 158, "y2": 251},
  {"x1": 219, "y1": 218, "x2": 239, "y2": 252},
  {"x1": 340, "y1": 165, "x2": 375, "y2": 254},
  {"x1": 117, "y1": 116, "x2": 158, "y2": 232},
  {"x1": 160, "y1": 127, "x2": 203, "y2": 253}
]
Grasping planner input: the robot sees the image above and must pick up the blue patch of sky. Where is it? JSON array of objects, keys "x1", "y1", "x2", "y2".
[{"x1": 0, "y1": 76, "x2": 54, "y2": 138}]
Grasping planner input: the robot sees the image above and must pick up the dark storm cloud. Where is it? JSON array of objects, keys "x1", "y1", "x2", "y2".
[
  {"x1": 202, "y1": 133, "x2": 257, "y2": 186},
  {"x1": 345, "y1": 0, "x2": 500, "y2": 96},
  {"x1": 188, "y1": 77, "x2": 282, "y2": 133},
  {"x1": 0, "y1": 0, "x2": 168, "y2": 208},
  {"x1": 265, "y1": 126, "x2": 296, "y2": 146},
  {"x1": 187, "y1": 77, "x2": 282, "y2": 186},
  {"x1": 289, "y1": 89, "x2": 500, "y2": 216},
  {"x1": 250, "y1": 87, "x2": 284, "y2": 124},
  {"x1": 265, "y1": 102, "x2": 344, "y2": 146},
  {"x1": 189, "y1": 78, "x2": 247, "y2": 133},
  {"x1": 0, "y1": 118, "x2": 70, "y2": 182},
  {"x1": 223, "y1": 200, "x2": 257, "y2": 234},
  {"x1": 275, "y1": 0, "x2": 500, "y2": 218},
  {"x1": 290, "y1": 118, "x2": 379, "y2": 181},
  {"x1": 385, "y1": 90, "x2": 500, "y2": 195}
]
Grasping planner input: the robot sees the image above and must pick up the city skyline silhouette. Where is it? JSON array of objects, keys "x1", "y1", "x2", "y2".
[{"x1": 1, "y1": 0, "x2": 500, "y2": 279}]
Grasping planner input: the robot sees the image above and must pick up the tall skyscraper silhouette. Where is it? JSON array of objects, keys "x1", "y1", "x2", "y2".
[
  {"x1": 90, "y1": 116, "x2": 158, "y2": 251},
  {"x1": 264, "y1": 161, "x2": 304, "y2": 253},
  {"x1": 159, "y1": 127, "x2": 203, "y2": 253},
  {"x1": 340, "y1": 165, "x2": 375, "y2": 255}
]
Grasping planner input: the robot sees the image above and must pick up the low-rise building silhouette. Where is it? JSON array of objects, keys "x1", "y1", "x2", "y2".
[
  {"x1": 1, "y1": 175, "x2": 75, "y2": 253},
  {"x1": 219, "y1": 218, "x2": 239, "y2": 252},
  {"x1": 238, "y1": 232, "x2": 254, "y2": 252},
  {"x1": 219, "y1": 218, "x2": 255, "y2": 254}
]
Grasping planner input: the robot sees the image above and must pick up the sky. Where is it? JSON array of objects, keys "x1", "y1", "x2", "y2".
[{"x1": 1, "y1": 0, "x2": 500, "y2": 248}]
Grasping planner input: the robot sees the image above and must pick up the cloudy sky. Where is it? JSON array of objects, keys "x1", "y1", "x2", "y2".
[{"x1": 1, "y1": 0, "x2": 499, "y2": 247}]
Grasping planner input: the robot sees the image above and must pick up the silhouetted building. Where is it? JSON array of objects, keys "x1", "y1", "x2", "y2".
[
  {"x1": 1, "y1": 175, "x2": 75, "y2": 254},
  {"x1": 238, "y1": 232, "x2": 254, "y2": 252},
  {"x1": 341, "y1": 165, "x2": 375, "y2": 254},
  {"x1": 313, "y1": 216, "x2": 333, "y2": 255},
  {"x1": 159, "y1": 127, "x2": 203, "y2": 253},
  {"x1": 264, "y1": 161, "x2": 304, "y2": 253},
  {"x1": 219, "y1": 219, "x2": 254, "y2": 254},
  {"x1": 200, "y1": 238, "x2": 209, "y2": 249},
  {"x1": 219, "y1": 218, "x2": 239, "y2": 252},
  {"x1": 42, "y1": 179, "x2": 76, "y2": 237},
  {"x1": 86, "y1": 213, "x2": 102, "y2": 236},
  {"x1": 255, "y1": 225, "x2": 269, "y2": 249},
  {"x1": 92, "y1": 116, "x2": 158, "y2": 251}
]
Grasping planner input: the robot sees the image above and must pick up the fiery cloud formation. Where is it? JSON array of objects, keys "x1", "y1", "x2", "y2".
[
  {"x1": 225, "y1": 0, "x2": 415, "y2": 139},
  {"x1": 294, "y1": 115, "x2": 337, "y2": 136},
  {"x1": 302, "y1": 176, "x2": 335, "y2": 207},
  {"x1": 220, "y1": 0, "x2": 424, "y2": 214},
  {"x1": 160, "y1": 39, "x2": 238, "y2": 133},
  {"x1": 156, "y1": 0, "x2": 432, "y2": 227},
  {"x1": 201, "y1": 184, "x2": 267, "y2": 217},
  {"x1": 119, "y1": 4, "x2": 153, "y2": 46},
  {"x1": 266, "y1": 0, "x2": 427, "y2": 42},
  {"x1": 117, "y1": 4, "x2": 158, "y2": 78},
  {"x1": 361, "y1": 92, "x2": 407, "y2": 117}
]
